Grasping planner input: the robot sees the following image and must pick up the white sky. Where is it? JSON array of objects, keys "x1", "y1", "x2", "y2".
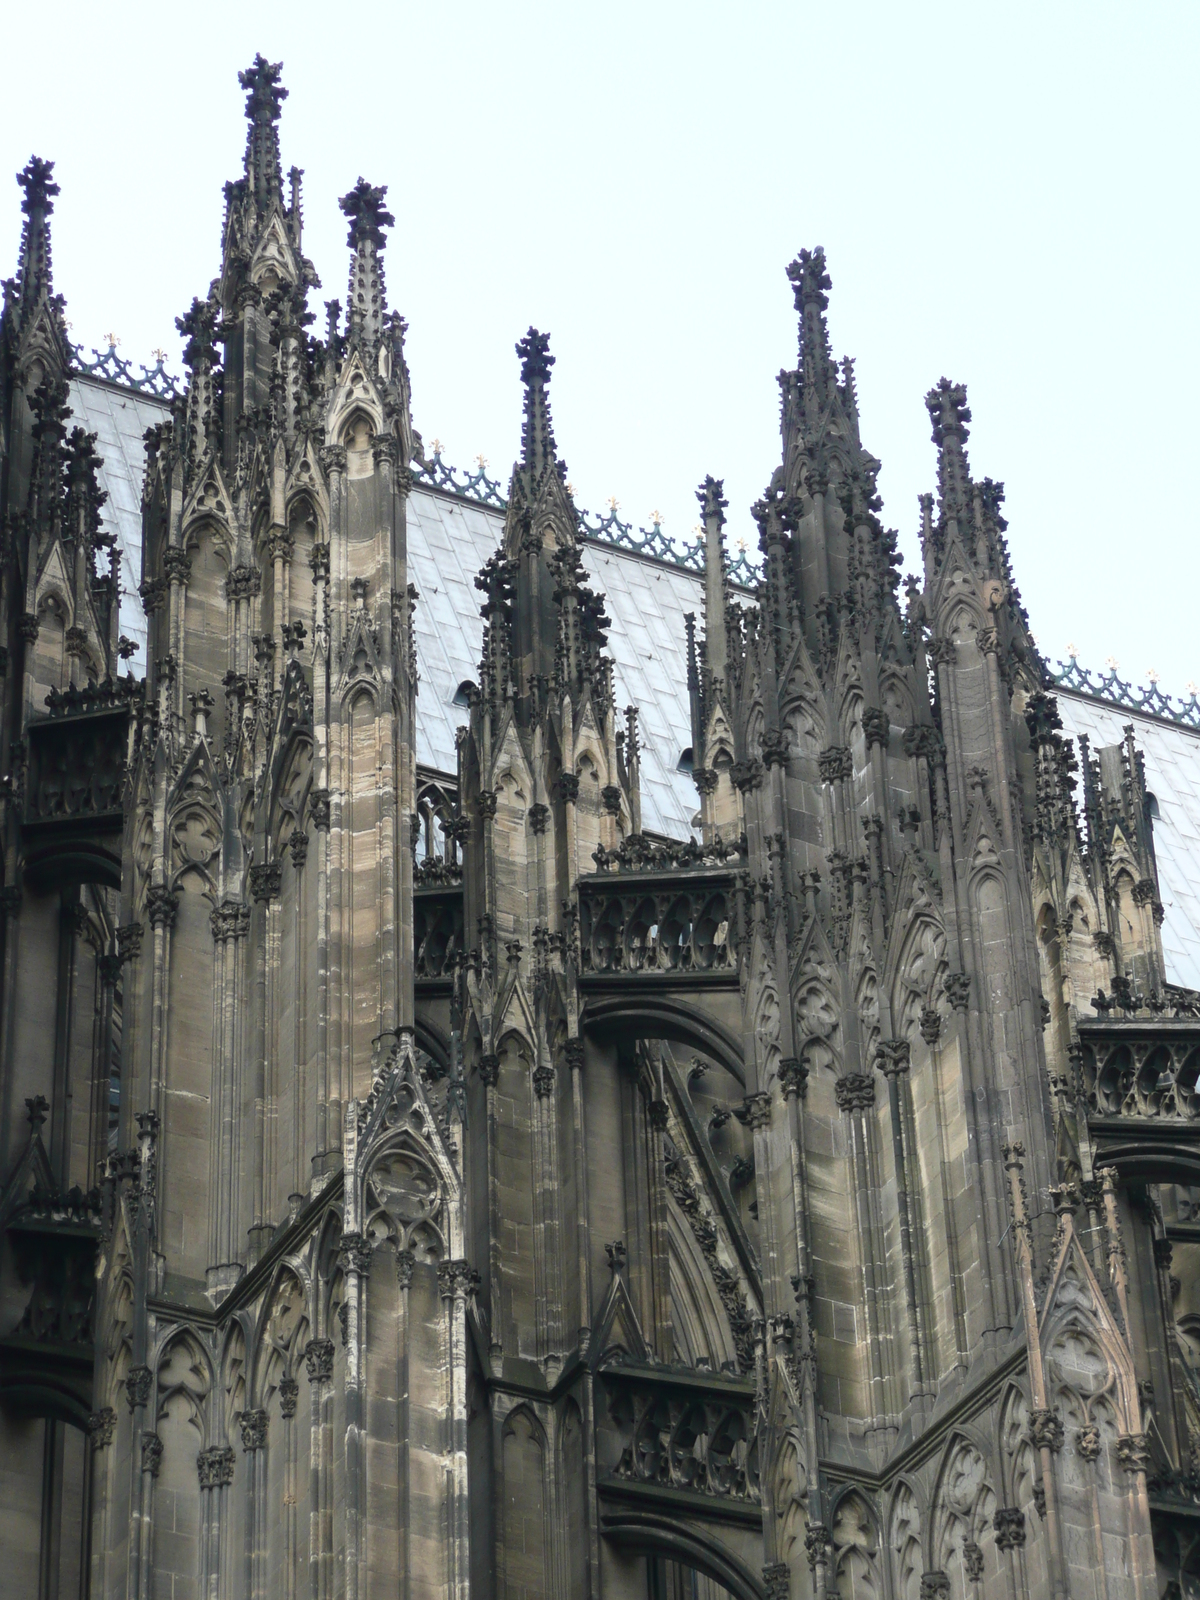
[{"x1": 3, "y1": 1, "x2": 1196, "y2": 696}]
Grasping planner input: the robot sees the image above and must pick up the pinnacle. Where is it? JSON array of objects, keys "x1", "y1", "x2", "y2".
[
  {"x1": 238, "y1": 55, "x2": 287, "y2": 127},
  {"x1": 515, "y1": 328, "x2": 562, "y2": 484},
  {"x1": 11, "y1": 155, "x2": 59, "y2": 323},
  {"x1": 925, "y1": 377, "x2": 971, "y2": 448},
  {"x1": 696, "y1": 476, "x2": 728, "y2": 524},
  {"x1": 516, "y1": 327, "x2": 554, "y2": 386},
  {"x1": 786, "y1": 246, "x2": 835, "y2": 400},
  {"x1": 238, "y1": 55, "x2": 287, "y2": 213},
  {"x1": 338, "y1": 179, "x2": 394, "y2": 253},
  {"x1": 786, "y1": 246, "x2": 830, "y2": 313},
  {"x1": 17, "y1": 156, "x2": 59, "y2": 218}
]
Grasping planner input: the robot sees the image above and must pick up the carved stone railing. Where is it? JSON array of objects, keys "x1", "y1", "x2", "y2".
[
  {"x1": 414, "y1": 886, "x2": 463, "y2": 981},
  {"x1": 1077, "y1": 1019, "x2": 1200, "y2": 1122},
  {"x1": 71, "y1": 340, "x2": 180, "y2": 400},
  {"x1": 1047, "y1": 655, "x2": 1200, "y2": 731},
  {"x1": 19, "y1": 682, "x2": 141, "y2": 890},
  {"x1": 601, "y1": 1360, "x2": 760, "y2": 1508},
  {"x1": 591, "y1": 832, "x2": 747, "y2": 875},
  {"x1": 578, "y1": 871, "x2": 738, "y2": 979}
]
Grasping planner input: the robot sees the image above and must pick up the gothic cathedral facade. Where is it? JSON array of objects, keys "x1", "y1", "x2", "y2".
[{"x1": 1, "y1": 57, "x2": 1197, "y2": 1600}]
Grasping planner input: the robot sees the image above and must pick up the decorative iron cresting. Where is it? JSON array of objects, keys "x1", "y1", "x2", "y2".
[
  {"x1": 71, "y1": 340, "x2": 180, "y2": 401},
  {"x1": 1047, "y1": 656, "x2": 1200, "y2": 731},
  {"x1": 410, "y1": 448, "x2": 765, "y2": 589}
]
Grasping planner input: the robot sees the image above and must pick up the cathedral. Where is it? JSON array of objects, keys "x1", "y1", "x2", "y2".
[{"x1": 3, "y1": 55, "x2": 1200, "y2": 1600}]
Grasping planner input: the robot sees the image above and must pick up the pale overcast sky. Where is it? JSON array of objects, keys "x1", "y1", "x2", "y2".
[{"x1": 3, "y1": 2, "x2": 1196, "y2": 696}]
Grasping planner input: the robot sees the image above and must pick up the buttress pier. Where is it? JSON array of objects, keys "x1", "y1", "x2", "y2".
[{"x1": 1, "y1": 56, "x2": 1198, "y2": 1600}]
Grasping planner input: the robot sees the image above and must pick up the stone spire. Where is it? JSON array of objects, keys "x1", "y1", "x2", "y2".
[
  {"x1": 515, "y1": 327, "x2": 561, "y2": 494},
  {"x1": 10, "y1": 157, "x2": 59, "y2": 329},
  {"x1": 697, "y1": 475, "x2": 728, "y2": 687},
  {"x1": 176, "y1": 295, "x2": 220, "y2": 466},
  {"x1": 339, "y1": 178, "x2": 393, "y2": 349},
  {"x1": 238, "y1": 54, "x2": 287, "y2": 216},
  {"x1": 786, "y1": 246, "x2": 835, "y2": 408},
  {"x1": 925, "y1": 376, "x2": 972, "y2": 524}
]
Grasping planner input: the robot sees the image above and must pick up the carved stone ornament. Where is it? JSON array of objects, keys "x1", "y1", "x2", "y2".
[
  {"x1": 210, "y1": 900, "x2": 250, "y2": 942},
  {"x1": 18, "y1": 612, "x2": 40, "y2": 642},
  {"x1": 240, "y1": 1408, "x2": 268, "y2": 1452},
  {"x1": 554, "y1": 772, "x2": 580, "y2": 804},
  {"x1": 88, "y1": 1407, "x2": 116, "y2": 1448},
  {"x1": 919, "y1": 1006, "x2": 942, "y2": 1046},
  {"x1": 835, "y1": 1072, "x2": 875, "y2": 1113},
  {"x1": 309, "y1": 788, "x2": 331, "y2": 831},
  {"x1": 197, "y1": 1445, "x2": 236, "y2": 1488},
  {"x1": 1116, "y1": 1432, "x2": 1150, "y2": 1473},
  {"x1": 395, "y1": 1248, "x2": 415, "y2": 1290},
  {"x1": 225, "y1": 565, "x2": 262, "y2": 601},
  {"x1": 993, "y1": 1506, "x2": 1026, "y2": 1549},
  {"x1": 303, "y1": 1336, "x2": 334, "y2": 1383},
  {"x1": 804, "y1": 1524, "x2": 831, "y2": 1568},
  {"x1": 249, "y1": 861, "x2": 282, "y2": 903},
  {"x1": 743, "y1": 1091, "x2": 771, "y2": 1130},
  {"x1": 138, "y1": 579, "x2": 166, "y2": 616},
  {"x1": 943, "y1": 972, "x2": 971, "y2": 1011},
  {"x1": 601, "y1": 783, "x2": 623, "y2": 815},
  {"x1": 605, "y1": 1239, "x2": 627, "y2": 1274},
  {"x1": 437, "y1": 1258, "x2": 478, "y2": 1300},
  {"x1": 478, "y1": 788, "x2": 498, "y2": 819},
  {"x1": 289, "y1": 830, "x2": 309, "y2": 869},
  {"x1": 862, "y1": 707, "x2": 890, "y2": 748},
  {"x1": 692, "y1": 767, "x2": 718, "y2": 796},
  {"x1": 532, "y1": 1063, "x2": 556, "y2": 1099},
  {"x1": 338, "y1": 1231, "x2": 373, "y2": 1277},
  {"x1": 117, "y1": 920, "x2": 144, "y2": 960},
  {"x1": 527, "y1": 802, "x2": 549, "y2": 835},
  {"x1": 646, "y1": 1097, "x2": 669, "y2": 1132},
  {"x1": 1076, "y1": 1424, "x2": 1101, "y2": 1461},
  {"x1": 963, "y1": 1541, "x2": 985, "y2": 1579},
  {"x1": 730, "y1": 757, "x2": 764, "y2": 792},
  {"x1": 779, "y1": 1058, "x2": 808, "y2": 1100},
  {"x1": 818, "y1": 745, "x2": 853, "y2": 783},
  {"x1": 760, "y1": 728, "x2": 790, "y2": 767},
  {"x1": 141, "y1": 1431, "x2": 163, "y2": 1477},
  {"x1": 920, "y1": 1575, "x2": 951, "y2": 1600},
  {"x1": 146, "y1": 886, "x2": 179, "y2": 930},
  {"x1": 319, "y1": 443, "x2": 347, "y2": 475},
  {"x1": 278, "y1": 1376, "x2": 299, "y2": 1418},
  {"x1": 562, "y1": 1038, "x2": 585, "y2": 1073},
  {"x1": 163, "y1": 547, "x2": 192, "y2": 585},
  {"x1": 478, "y1": 1053, "x2": 500, "y2": 1087},
  {"x1": 125, "y1": 1364, "x2": 152, "y2": 1411},
  {"x1": 1029, "y1": 1407, "x2": 1064, "y2": 1452},
  {"x1": 762, "y1": 1562, "x2": 790, "y2": 1600},
  {"x1": 875, "y1": 1039, "x2": 911, "y2": 1077}
]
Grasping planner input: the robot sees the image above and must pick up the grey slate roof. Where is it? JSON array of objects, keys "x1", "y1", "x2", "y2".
[
  {"x1": 1057, "y1": 692, "x2": 1200, "y2": 990},
  {"x1": 64, "y1": 376, "x2": 1200, "y2": 987},
  {"x1": 68, "y1": 375, "x2": 165, "y2": 667},
  {"x1": 406, "y1": 488, "x2": 703, "y2": 839}
]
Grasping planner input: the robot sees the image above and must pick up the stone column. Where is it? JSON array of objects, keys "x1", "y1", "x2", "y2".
[
  {"x1": 197, "y1": 1443, "x2": 235, "y2": 1599},
  {"x1": 304, "y1": 1336, "x2": 335, "y2": 1600}
]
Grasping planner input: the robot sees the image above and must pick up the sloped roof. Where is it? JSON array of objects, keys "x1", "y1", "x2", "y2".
[
  {"x1": 65, "y1": 375, "x2": 1200, "y2": 985},
  {"x1": 1056, "y1": 692, "x2": 1200, "y2": 989},
  {"x1": 67, "y1": 375, "x2": 166, "y2": 666},
  {"x1": 406, "y1": 488, "x2": 703, "y2": 838}
]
